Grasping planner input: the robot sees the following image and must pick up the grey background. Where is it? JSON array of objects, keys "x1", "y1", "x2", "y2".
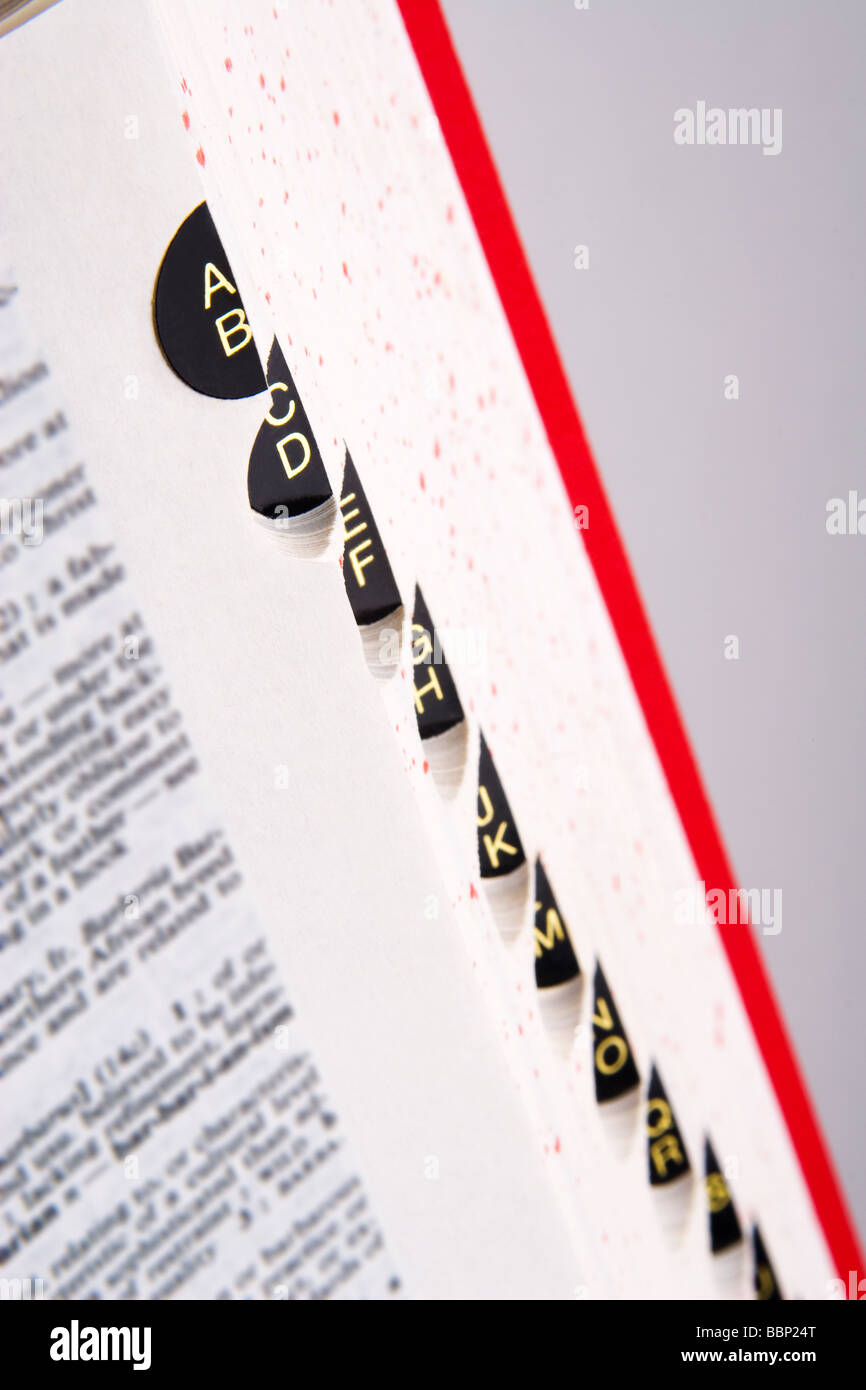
[{"x1": 441, "y1": 0, "x2": 865, "y2": 1240}]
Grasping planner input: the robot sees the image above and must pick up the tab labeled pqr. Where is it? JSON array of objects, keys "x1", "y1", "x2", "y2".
[{"x1": 646, "y1": 1064, "x2": 690, "y2": 1185}]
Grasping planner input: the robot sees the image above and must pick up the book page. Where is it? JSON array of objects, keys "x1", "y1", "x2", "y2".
[
  {"x1": 0, "y1": 272, "x2": 401, "y2": 1300},
  {"x1": 148, "y1": 0, "x2": 837, "y2": 1297},
  {"x1": 0, "y1": 0, "x2": 582, "y2": 1300}
]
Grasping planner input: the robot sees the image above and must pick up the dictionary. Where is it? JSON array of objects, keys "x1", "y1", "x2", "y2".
[{"x1": 0, "y1": 0, "x2": 860, "y2": 1302}]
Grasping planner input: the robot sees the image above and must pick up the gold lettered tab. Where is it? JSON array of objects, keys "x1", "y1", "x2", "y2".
[
  {"x1": 340, "y1": 450, "x2": 402, "y2": 626},
  {"x1": 533, "y1": 857, "x2": 580, "y2": 989},
  {"x1": 476, "y1": 733, "x2": 526, "y2": 880},
  {"x1": 646, "y1": 1064, "x2": 690, "y2": 1186},
  {"x1": 153, "y1": 202, "x2": 266, "y2": 399},
  {"x1": 591, "y1": 959, "x2": 640, "y2": 1103},
  {"x1": 411, "y1": 585, "x2": 464, "y2": 740},
  {"x1": 752, "y1": 1225, "x2": 783, "y2": 1301},
  {"x1": 247, "y1": 337, "x2": 333, "y2": 519},
  {"x1": 704, "y1": 1137, "x2": 743, "y2": 1253}
]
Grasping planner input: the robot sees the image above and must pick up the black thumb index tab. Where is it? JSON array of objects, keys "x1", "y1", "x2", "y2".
[
  {"x1": 646, "y1": 1064, "x2": 690, "y2": 1186},
  {"x1": 247, "y1": 337, "x2": 333, "y2": 518},
  {"x1": 340, "y1": 450, "x2": 402, "y2": 626},
  {"x1": 411, "y1": 585, "x2": 464, "y2": 740},
  {"x1": 753, "y1": 1225, "x2": 783, "y2": 1300},
  {"x1": 153, "y1": 201, "x2": 266, "y2": 399},
  {"x1": 592, "y1": 960, "x2": 640, "y2": 1102},
  {"x1": 533, "y1": 857, "x2": 580, "y2": 989},
  {"x1": 704, "y1": 1137, "x2": 743, "y2": 1253},
  {"x1": 476, "y1": 733, "x2": 526, "y2": 880}
]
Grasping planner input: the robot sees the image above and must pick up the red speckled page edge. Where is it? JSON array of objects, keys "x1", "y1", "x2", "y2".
[{"x1": 394, "y1": 0, "x2": 863, "y2": 1282}]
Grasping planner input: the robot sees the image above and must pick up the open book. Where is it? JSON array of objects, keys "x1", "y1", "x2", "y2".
[{"x1": 0, "y1": 0, "x2": 859, "y2": 1301}]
